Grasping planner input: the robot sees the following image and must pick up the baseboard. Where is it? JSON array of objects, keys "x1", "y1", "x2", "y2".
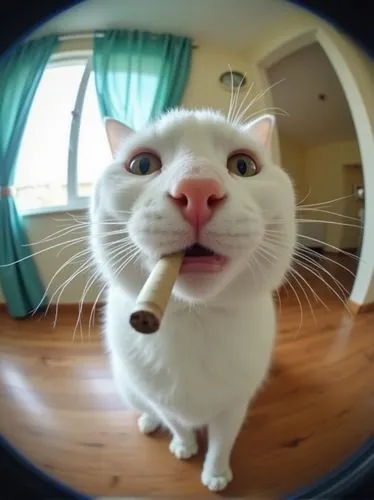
[
  {"x1": 45, "y1": 303, "x2": 105, "y2": 313},
  {"x1": 298, "y1": 247, "x2": 358, "y2": 256},
  {"x1": 347, "y1": 300, "x2": 374, "y2": 315},
  {"x1": 2, "y1": 299, "x2": 373, "y2": 317},
  {"x1": 324, "y1": 248, "x2": 358, "y2": 255},
  {"x1": 0, "y1": 302, "x2": 105, "y2": 317}
]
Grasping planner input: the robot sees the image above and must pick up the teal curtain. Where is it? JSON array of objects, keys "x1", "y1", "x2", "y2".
[
  {"x1": 0, "y1": 36, "x2": 58, "y2": 318},
  {"x1": 93, "y1": 30, "x2": 192, "y2": 129}
]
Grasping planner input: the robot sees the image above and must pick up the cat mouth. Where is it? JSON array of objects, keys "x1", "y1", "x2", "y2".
[{"x1": 181, "y1": 244, "x2": 227, "y2": 273}]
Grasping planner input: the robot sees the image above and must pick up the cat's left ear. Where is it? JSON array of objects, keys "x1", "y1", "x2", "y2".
[
  {"x1": 104, "y1": 117, "x2": 134, "y2": 157},
  {"x1": 242, "y1": 114, "x2": 275, "y2": 148}
]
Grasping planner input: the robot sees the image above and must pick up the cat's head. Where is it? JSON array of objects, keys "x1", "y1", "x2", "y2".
[{"x1": 91, "y1": 109, "x2": 296, "y2": 305}]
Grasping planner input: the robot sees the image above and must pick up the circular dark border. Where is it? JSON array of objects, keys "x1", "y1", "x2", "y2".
[
  {"x1": 0, "y1": 433, "x2": 92, "y2": 499},
  {"x1": 0, "y1": 0, "x2": 373, "y2": 498}
]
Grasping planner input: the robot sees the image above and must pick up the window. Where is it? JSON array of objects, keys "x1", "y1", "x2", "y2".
[{"x1": 14, "y1": 57, "x2": 112, "y2": 214}]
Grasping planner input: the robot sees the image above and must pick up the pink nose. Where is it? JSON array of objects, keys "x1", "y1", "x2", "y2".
[{"x1": 169, "y1": 178, "x2": 226, "y2": 229}]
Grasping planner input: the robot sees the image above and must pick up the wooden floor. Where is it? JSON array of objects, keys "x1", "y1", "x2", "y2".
[{"x1": 1, "y1": 254, "x2": 373, "y2": 498}]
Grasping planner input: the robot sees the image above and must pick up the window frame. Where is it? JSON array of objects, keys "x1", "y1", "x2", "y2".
[{"x1": 18, "y1": 51, "x2": 102, "y2": 217}]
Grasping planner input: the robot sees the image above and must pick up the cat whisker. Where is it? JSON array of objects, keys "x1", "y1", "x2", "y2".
[
  {"x1": 258, "y1": 240, "x2": 320, "y2": 324},
  {"x1": 296, "y1": 236, "x2": 361, "y2": 262},
  {"x1": 230, "y1": 80, "x2": 254, "y2": 124},
  {"x1": 237, "y1": 106, "x2": 289, "y2": 124},
  {"x1": 78, "y1": 244, "x2": 138, "y2": 341},
  {"x1": 295, "y1": 218, "x2": 362, "y2": 229},
  {"x1": 271, "y1": 217, "x2": 363, "y2": 230},
  {"x1": 49, "y1": 258, "x2": 97, "y2": 327},
  {"x1": 296, "y1": 186, "x2": 313, "y2": 206},
  {"x1": 113, "y1": 246, "x2": 141, "y2": 278},
  {"x1": 24, "y1": 224, "x2": 88, "y2": 246},
  {"x1": 50, "y1": 213, "x2": 89, "y2": 224},
  {"x1": 293, "y1": 250, "x2": 351, "y2": 298},
  {"x1": 72, "y1": 242, "x2": 134, "y2": 339},
  {"x1": 263, "y1": 232, "x2": 353, "y2": 316},
  {"x1": 287, "y1": 267, "x2": 319, "y2": 324},
  {"x1": 31, "y1": 247, "x2": 95, "y2": 316},
  {"x1": 296, "y1": 207, "x2": 360, "y2": 222},
  {"x1": 296, "y1": 244, "x2": 357, "y2": 277},
  {"x1": 41, "y1": 237, "x2": 130, "y2": 325},
  {"x1": 289, "y1": 265, "x2": 324, "y2": 309},
  {"x1": 265, "y1": 230, "x2": 361, "y2": 262},
  {"x1": 16, "y1": 227, "x2": 131, "y2": 266},
  {"x1": 248, "y1": 243, "x2": 302, "y2": 329},
  {"x1": 230, "y1": 71, "x2": 248, "y2": 124},
  {"x1": 283, "y1": 274, "x2": 304, "y2": 337},
  {"x1": 297, "y1": 194, "x2": 355, "y2": 208},
  {"x1": 74, "y1": 269, "x2": 102, "y2": 341},
  {"x1": 292, "y1": 257, "x2": 352, "y2": 316},
  {"x1": 274, "y1": 287, "x2": 282, "y2": 320},
  {"x1": 264, "y1": 232, "x2": 355, "y2": 292},
  {"x1": 88, "y1": 282, "x2": 107, "y2": 336},
  {"x1": 227, "y1": 65, "x2": 235, "y2": 123},
  {"x1": 55, "y1": 228, "x2": 128, "y2": 258},
  {"x1": 247, "y1": 251, "x2": 267, "y2": 290},
  {"x1": 235, "y1": 78, "x2": 286, "y2": 126},
  {"x1": 55, "y1": 237, "x2": 90, "y2": 258},
  {"x1": 0, "y1": 235, "x2": 92, "y2": 268}
]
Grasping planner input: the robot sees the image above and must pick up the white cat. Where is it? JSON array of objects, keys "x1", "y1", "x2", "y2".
[{"x1": 90, "y1": 108, "x2": 296, "y2": 491}]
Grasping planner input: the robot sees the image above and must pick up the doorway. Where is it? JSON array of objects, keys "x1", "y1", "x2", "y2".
[{"x1": 266, "y1": 41, "x2": 363, "y2": 297}]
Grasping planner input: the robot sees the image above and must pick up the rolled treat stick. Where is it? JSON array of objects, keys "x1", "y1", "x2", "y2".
[{"x1": 129, "y1": 251, "x2": 184, "y2": 334}]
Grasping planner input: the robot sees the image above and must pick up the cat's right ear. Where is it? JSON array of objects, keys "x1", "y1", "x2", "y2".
[{"x1": 104, "y1": 118, "x2": 134, "y2": 158}]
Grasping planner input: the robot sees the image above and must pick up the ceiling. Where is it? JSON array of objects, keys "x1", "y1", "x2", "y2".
[
  {"x1": 30, "y1": 0, "x2": 357, "y2": 148},
  {"x1": 267, "y1": 42, "x2": 357, "y2": 147},
  {"x1": 29, "y1": 0, "x2": 296, "y2": 50}
]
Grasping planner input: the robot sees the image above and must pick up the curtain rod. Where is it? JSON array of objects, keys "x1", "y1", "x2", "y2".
[{"x1": 58, "y1": 32, "x2": 198, "y2": 48}]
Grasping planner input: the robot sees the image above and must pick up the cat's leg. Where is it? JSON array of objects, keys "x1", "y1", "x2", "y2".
[
  {"x1": 125, "y1": 390, "x2": 162, "y2": 434},
  {"x1": 201, "y1": 400, "x2": 248, "y2": 492},
  {"x1": 137, "y1": 410, "x2": 161, "y2": 435},
  {"x1": 159, "y1": 413, "x2": 198, "y2": 460},
  {"x1": 120, "y1": 387, "x2": 162, "y2": 434},
  {"x1": 111, "y1": 361, "x2": 162, "y2": 434}
]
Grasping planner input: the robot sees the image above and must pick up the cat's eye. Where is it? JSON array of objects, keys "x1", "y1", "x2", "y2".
[
  {"x1": 127, "y1": 152, "x2": 162, "y2": 176},
  {"x1": 227, "y1": 153, "x2": 259, "y2": 177}
]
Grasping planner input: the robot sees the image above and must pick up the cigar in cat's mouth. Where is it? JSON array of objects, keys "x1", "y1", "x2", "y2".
[
  {"x1": 129, "y1": 244, "x2": 227, "y2": 334},
  {"x1": 129, "y1": 251, "x2": 184, "y2": 334}
]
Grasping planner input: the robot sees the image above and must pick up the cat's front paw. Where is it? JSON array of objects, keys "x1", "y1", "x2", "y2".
[
  {"x1": 169, "y1": 436, "x2": 198, "y2": 460},
  {"x1": 201, "y1": 468, "x2": 233, "y2": 492},
  {"x1": 137, "y1": 413, "x2": 161, "y2": 434}
]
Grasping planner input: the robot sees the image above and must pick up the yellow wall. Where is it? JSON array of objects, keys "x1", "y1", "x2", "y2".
[
  {"x1": 278, "y1": 133, "x2": 308, "y2": 202},
  {"x1": 2, "y1": 6, "x2": 373, "y2": 305},
  {"x1": 182, "y1": 45, "x2": 253, "y2": 114},
  {"x1": 246, "y1": 6, "x2": 374, "y2": 132},
  {"x1": 277, "y1": 135, "x2": 362, "y2": 252},
  {"x1": 0, "y1": 211, "x2": 97, "y2": 307},
  {"x1": 246, "y1": 4, "x2": 374, "y2": 304},
  {"x1": 304, "y1": 140, "x2": 362, "y2": 250}
]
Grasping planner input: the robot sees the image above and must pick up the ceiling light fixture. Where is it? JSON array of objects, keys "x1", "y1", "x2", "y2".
[{"x1": 219, "y1": 70, "x2": 247, "y2": 92}]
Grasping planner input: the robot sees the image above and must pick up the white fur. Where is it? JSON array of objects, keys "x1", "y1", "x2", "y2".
[{"x1": 90, "y1": 108, "x2": 296, "y2": 491}]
